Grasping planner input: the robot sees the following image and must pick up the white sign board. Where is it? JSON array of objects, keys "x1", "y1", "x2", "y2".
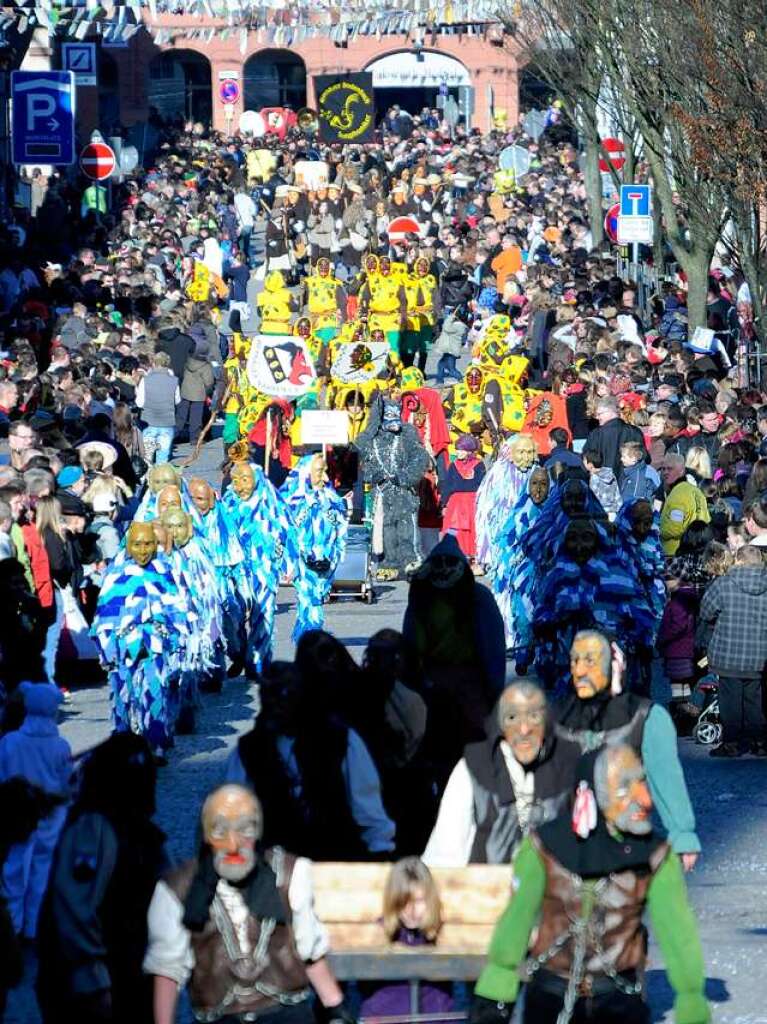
[
  {"x1": 218, "y1": 69, "x2": 241, "y2": 80},
  {"x1": 301, "y1": 410, "x2": 350, "y2": 446},
  {"x1": 294, "y1": 159, "x2": 329, "y2": 191},
  {"x1": 617, "y1": 216, "x2": 653, "y2": 245}
]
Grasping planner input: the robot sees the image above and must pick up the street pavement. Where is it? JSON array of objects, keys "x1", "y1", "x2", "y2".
[{"x1": 4, "y1": 434, "x2": 767, "y2": 1023}]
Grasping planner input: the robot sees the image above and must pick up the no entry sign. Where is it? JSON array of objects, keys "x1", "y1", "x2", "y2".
[
  {"x1": 598, "y1": 137, "x2": 625, "y2": 174},
  {"x1": 219, "y1": 79, "x2": 240, "y2": 104},
  {"x1": 604, "y1": 203, "x2": 620, "y2": 245},
  {"x1": 80, "y1": 141, "x2": 116, "y2": 180}
]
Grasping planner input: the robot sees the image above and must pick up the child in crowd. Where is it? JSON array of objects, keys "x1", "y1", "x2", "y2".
[
  {"x1": 618, "y1": 440, "x2": 661, "y2": 505},
  {"x1": 582, "y1": 446, "x2": 622, "y2": 521},
  {"x1": 360, "y1": 858, "x2": 454, "y2": 1022}
]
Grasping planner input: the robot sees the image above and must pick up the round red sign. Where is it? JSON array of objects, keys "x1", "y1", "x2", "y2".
[{"x1": 80, "y1": 142, "x2": 116, "y2": 181}]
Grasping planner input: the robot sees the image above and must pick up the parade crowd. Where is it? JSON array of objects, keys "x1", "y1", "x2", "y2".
[{"x1": 1, "y1": 105, "x2": 765, "y2": 1024}]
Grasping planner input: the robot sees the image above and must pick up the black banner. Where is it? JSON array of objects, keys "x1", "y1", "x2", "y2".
[{"x1": 315, "y1": 73, "x2": 375, "y2": 145}]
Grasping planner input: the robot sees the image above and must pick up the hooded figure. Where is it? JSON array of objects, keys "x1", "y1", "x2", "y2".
[
  {"x1": 440, "y1": 434, "x2": 486, "y2": 559},
  {"x1": 402, "y1": 535, "x2": 506, "y2": 787},
  {"x1": 0, "y1": 683, "x2": 70, "y2": 940},
  {"x1": 37, "y1": 734, "x2": 165, "y2": 1024},
  {"x1": 423, "y1": 679, "x2": 580, "y2": 866},
  {"x1": 471, "y1": 745, "x2": 709, "y2": 1024},
  {"x1": 280, "y1": 454, "x2": 348, "y2": 642},
  {"x1": 354, "y1": 393, "x2": 430, "y2": 580}
]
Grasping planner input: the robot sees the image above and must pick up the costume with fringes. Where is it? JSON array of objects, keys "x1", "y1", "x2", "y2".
[
  {"x1": 281, "y1": 457, "x2": 348, "y2": 641},
  {"x1": 92, "y1": 555, "x2": 191, "y2": 755},
  {"x1": 222, "y1": 463, "x2": 296, "y2": 675}
]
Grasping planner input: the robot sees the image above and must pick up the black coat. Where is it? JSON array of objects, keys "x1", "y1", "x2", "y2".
[
  {"x1": 156, "y1": 327, "x2": 195, "y2": 381},
  {"x1": 585, "y1": 417, "x2": 645, "y2": 477}
]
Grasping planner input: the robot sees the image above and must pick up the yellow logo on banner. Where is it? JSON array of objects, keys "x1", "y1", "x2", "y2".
[{"x1": 319, "y1": 80, "x2": 373, "y2": 141}]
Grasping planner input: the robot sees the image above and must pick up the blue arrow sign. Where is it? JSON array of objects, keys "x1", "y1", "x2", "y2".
[
  {"x1": 11, "y1": 71, "x2": 76, "y2": 166},
  {"x1": 620, "y1": 183, "x2": 651, "y2": 218}
]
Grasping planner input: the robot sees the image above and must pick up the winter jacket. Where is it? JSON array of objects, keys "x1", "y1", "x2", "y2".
[
  {"x1": 0, "y1": 683, "x2": 71, "y2": 797},
  {"x1": 156, "y1": 327, "x2": 196, "y2": 380},
  {"x1": 585, "y1": 417, "x2": 646, "y2": 478},
  {"x1": 619, "y1": 460, "x2": 661, "y2": 503},
  {"x1": 439, "y1": 263, "x2": 474, "y2": 310},
  {"x1": 588, "y1": 467, "x2": 622, "y2": 520},
  {"x1": 659, "y1": 480, "x2": 711, "y2": 556},
  {"x1": 180, "y1": 355, "x2": 214, "y2": 403},
  {"x1": 698, "y1": 566, "x2": 767, "y2": 678},
  {"x1": 432, "y1": 313, "x2": 468, "y2": 358},
  {"x1": 657, "y1": 589, "x2": 696, "y2": 661},
  {"x1": 659, "y1": 298, "x2": 688, "y2": 344}
]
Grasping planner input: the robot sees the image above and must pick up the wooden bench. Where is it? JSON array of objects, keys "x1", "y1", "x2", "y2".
[{"x1": 312, "y1": 863, "x2": 512, "y2": 1019}]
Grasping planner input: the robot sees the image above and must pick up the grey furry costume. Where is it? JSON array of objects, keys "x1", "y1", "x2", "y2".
[{"x1": 354, "y1": 395, "x2": 430, "y2": 572}]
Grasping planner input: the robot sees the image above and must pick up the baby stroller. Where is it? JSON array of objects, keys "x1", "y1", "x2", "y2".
[{"x1": 691, "y1": 674, "x2": 722, "y2": 746}]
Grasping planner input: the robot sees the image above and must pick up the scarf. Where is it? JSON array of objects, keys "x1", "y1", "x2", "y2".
[{"x1": 183, "y1": 845, "x2": 287, "y2": 933}]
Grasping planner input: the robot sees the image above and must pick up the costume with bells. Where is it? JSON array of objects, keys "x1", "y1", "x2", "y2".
[
  {"x1": 222, "y1": 457, "x2": 296, "y2": 676},
  {"x1": 280, "y1": 455, "x2": 348, "y2": 642},
  {"x1": 92, "y1": 523, "x2": 191, "y2": 757},
  {"x1": 471, "y1": 747, "x2": 709, "y2": 1024},
  {"x1": 401, "y1": 258, "x2": 436, "y2": 371},
  {"x1": 306, "y1": 259, "x2": 345, "y2": 343},
  {"x1": 354, "y1": 394, "x2": 430, "y2": 578}
]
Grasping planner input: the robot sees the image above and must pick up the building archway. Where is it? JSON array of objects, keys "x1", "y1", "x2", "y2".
[
  {"x1": 148, "y1": 49, "x2": 212, "y2": 125},
  {"x1": 365, "y1": 49, "x2": 470, "y2": 119},
  {"x1": 243, "y1": 49, "x2": 306, "y2": 110}
]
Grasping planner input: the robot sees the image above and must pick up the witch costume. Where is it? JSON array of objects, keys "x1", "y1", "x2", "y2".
[
  {"x1": 354, "y1": 394, "x2": 430, "y2": 577},
  {"x1": 280, "y1": 456, "x2": 348, "y2": 642}
]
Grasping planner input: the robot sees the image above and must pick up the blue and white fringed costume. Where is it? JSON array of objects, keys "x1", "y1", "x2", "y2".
[
  {"x1": 167, "y1": 538, "x2": 226, "y2": 709},
  {"x1": 474, "y1": 441, "x2": 532, "y2": 571},
  {"x1": 92, "y1": 556, "x2": 192, "y2": 755},
  {"x1": 134, "y1": 478, "x2": 202, "y2": 524},
  {"x1": 195, "y1": 500, "x2": 254, "y2": 665},
  {"x1": 491, "y1": 480, "x2": 546, "y2": 657},
  {"x1": 280, "y1": 457, "x2": 348, "y2": 642},
  {"x1": 222, "y1": 463, "x2": 296, "y2": 675}
]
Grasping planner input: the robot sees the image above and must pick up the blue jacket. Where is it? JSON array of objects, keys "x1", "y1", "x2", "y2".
[{"x1": 0, "y1": 683, "x2": 71, "y2": 797}]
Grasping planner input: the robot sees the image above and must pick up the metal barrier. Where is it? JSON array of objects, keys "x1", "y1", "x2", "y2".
[{"x1": 615, "y1": 255, "x2": 666, "y2": 322}]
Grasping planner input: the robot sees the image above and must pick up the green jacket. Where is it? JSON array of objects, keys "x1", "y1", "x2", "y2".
[
  {"x1": 476, "y1": 836, "x2": 710, "y2": 1024},
  {"x1": 660, "y1": 479, "x2": 710, "y2": 555}
]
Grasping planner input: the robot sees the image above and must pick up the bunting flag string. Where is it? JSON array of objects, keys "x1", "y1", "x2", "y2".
[{"x1": 0, "y1": 0, "x2": 504, "y2": 46}]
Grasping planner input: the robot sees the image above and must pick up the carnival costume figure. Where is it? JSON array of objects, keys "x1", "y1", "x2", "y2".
[
  {"x1": 354, "y1": 393, "x2": 430, "y2": 581},
  {"x1": 92, "y1": 523, "x2": 191, "y2": 760},
  {"x1": 222, "y1": 459, "x2": 296, "y2": 675},
  {"x1": 475, "y1": 434, "x2": 538, "y2": 570},
  {"x1": 161, "y1": 509, "x2": 226, "y2": 716},
  {"x1": 491, "y1": 467, "x2": 550, "y2": 662},
  {"x1": 280, "y1": 454, "x2": 348, "y2": 642},
  {"x1": 471, "y1": 745, "x2": 709, "y2": 1024},
  {"x1": 531, "y1": 517, "x2": 654, "y2": 692},
  {"x1": 188, "y1": 477, "x2": 254, "y2": 676}
]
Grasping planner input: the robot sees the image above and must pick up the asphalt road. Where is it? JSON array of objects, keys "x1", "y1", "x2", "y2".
[{"x1": 4, "y1": 435, "x2": 766, "y2": 1023}]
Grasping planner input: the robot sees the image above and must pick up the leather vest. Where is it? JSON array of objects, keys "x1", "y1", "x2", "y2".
[
  {"x1": 526, "y1": 833, "x2": 669, "y2": 982},
  {"x1": 466, "y1": 734, "x2": 580, "y2": 864},
  {"x1": 165, "y1": 849, "x2": 310, "y2": 1022}
]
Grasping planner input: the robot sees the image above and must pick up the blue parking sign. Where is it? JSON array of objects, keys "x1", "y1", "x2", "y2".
[
  {"x1": 11, "y1": 70, "x2": 76, "y2": 166},
  {"x1": 620, "y1": 183, "x2": 651, "y2": 218}
]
